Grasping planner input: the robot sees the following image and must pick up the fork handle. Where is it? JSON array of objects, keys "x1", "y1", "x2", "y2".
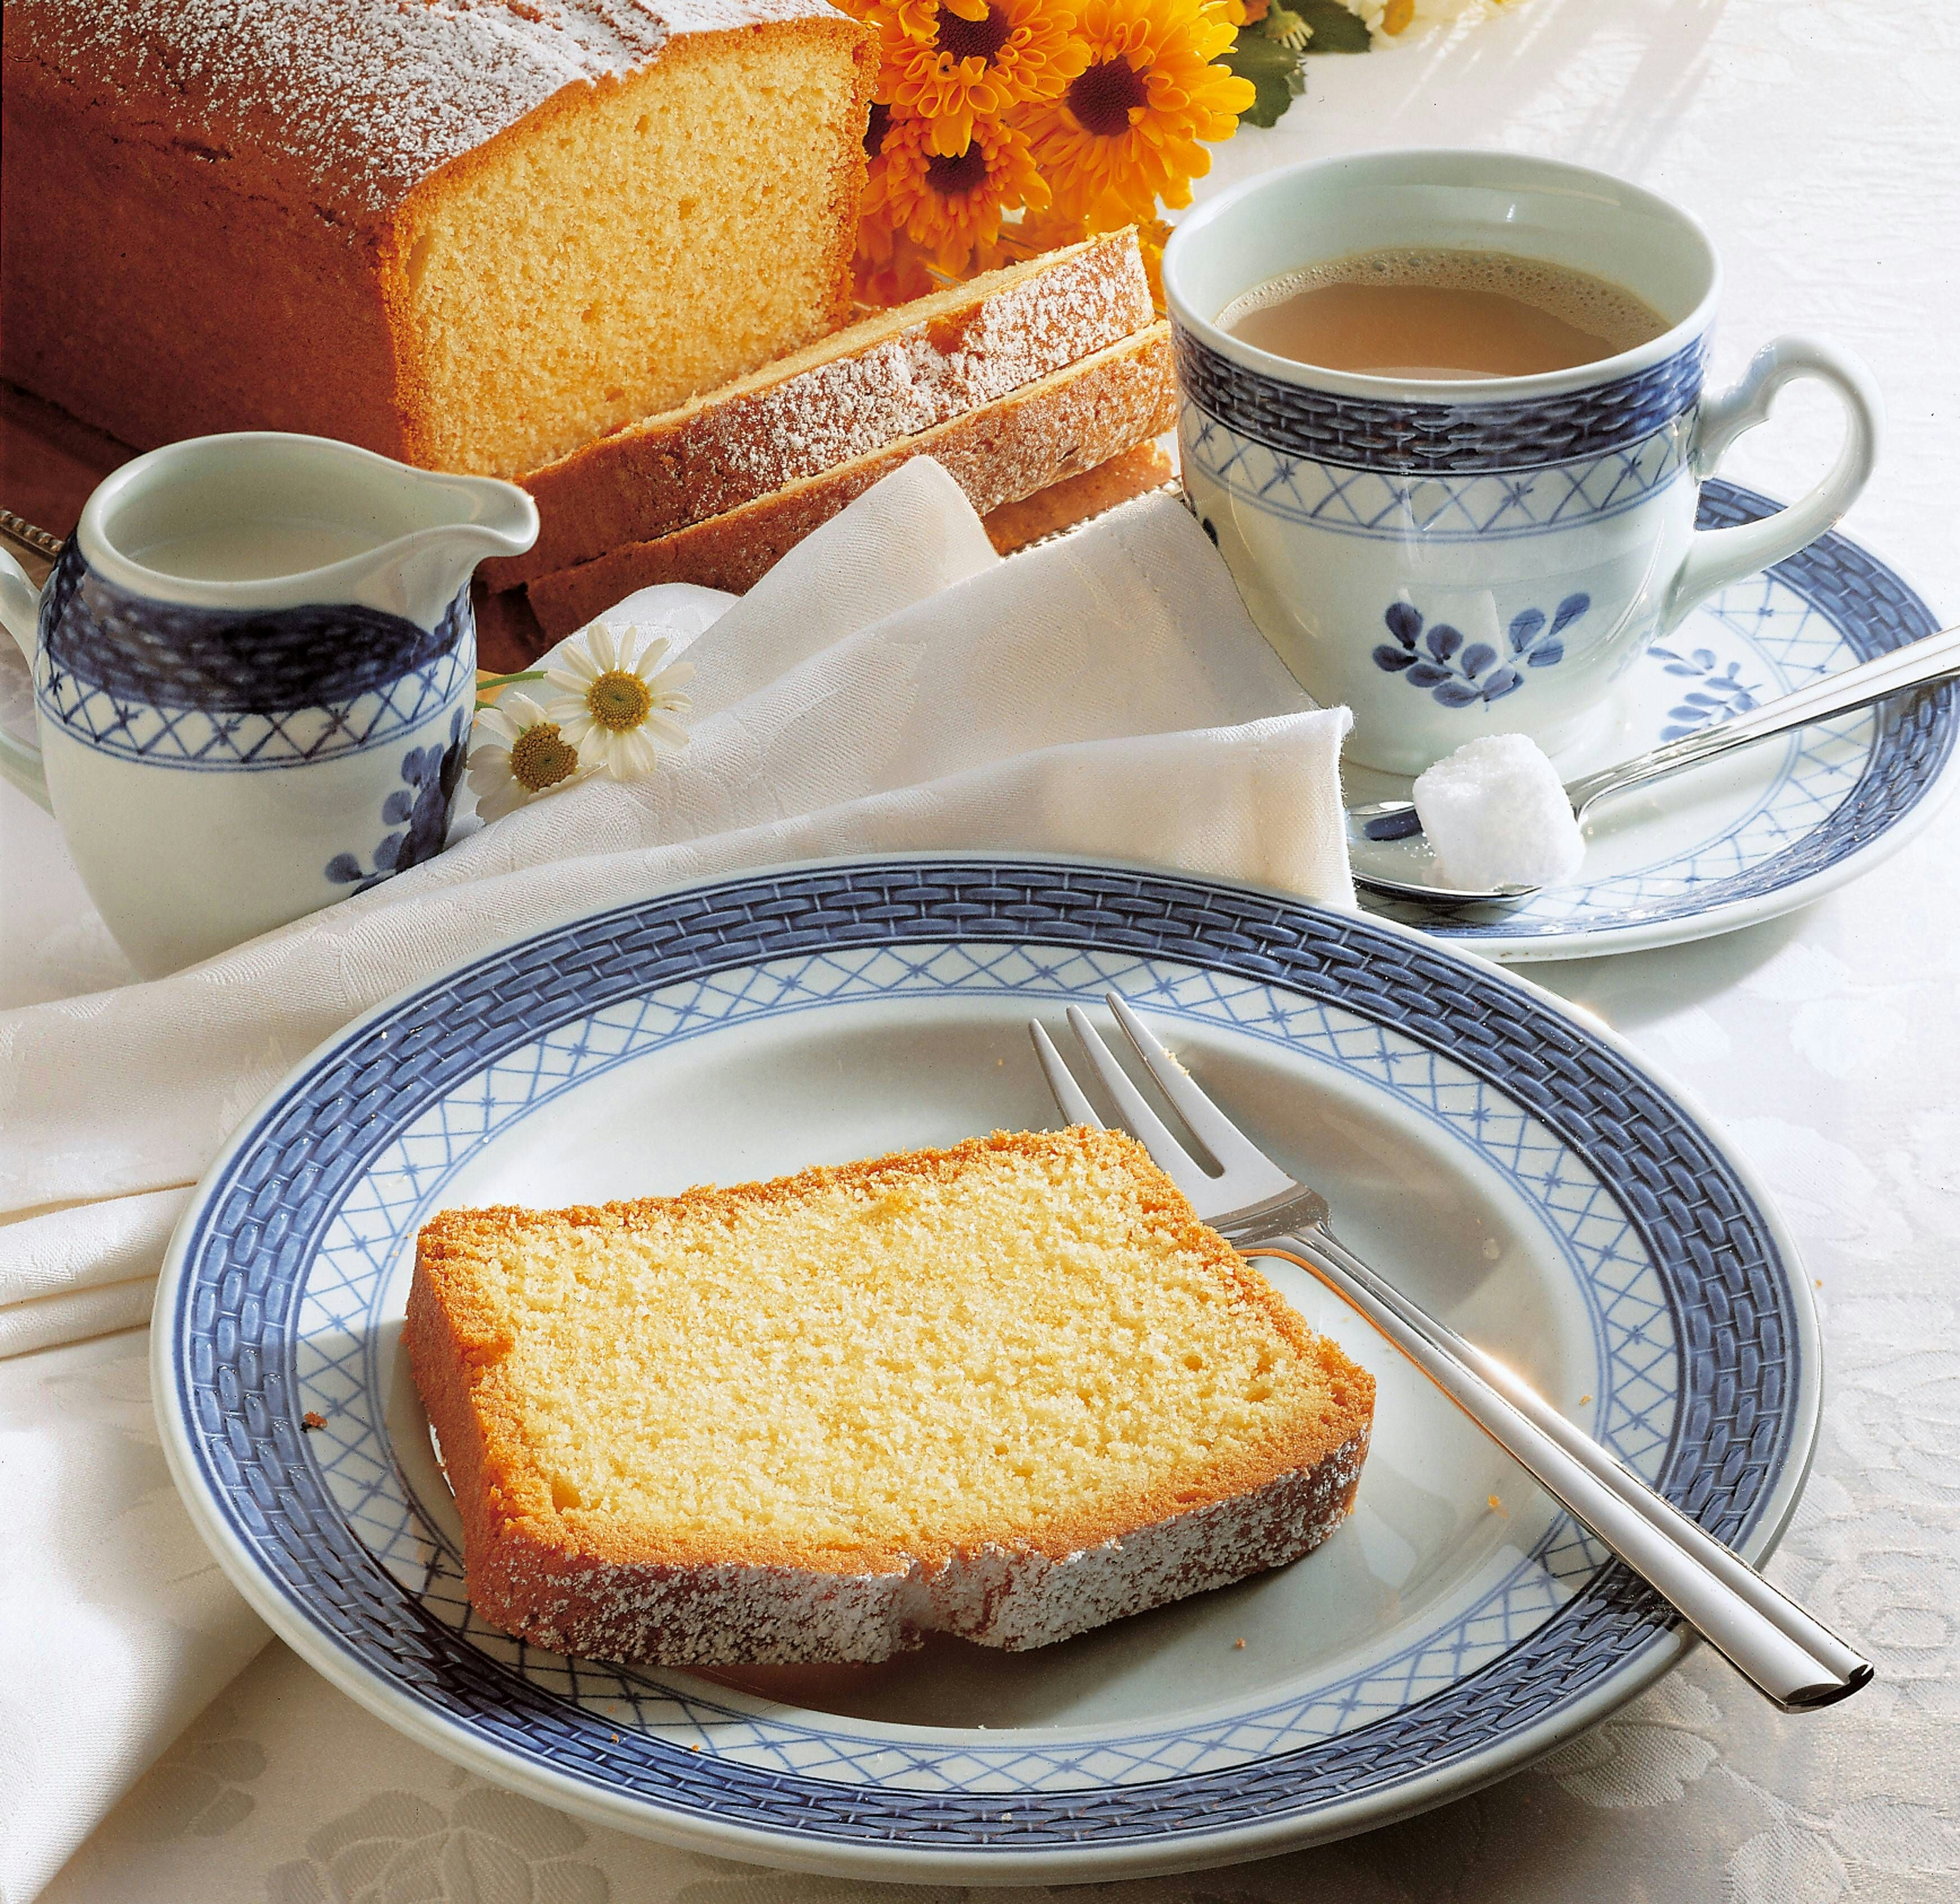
[{"x1": 1245, "y1": 1229, "x2": 1872, "y2": 1711}]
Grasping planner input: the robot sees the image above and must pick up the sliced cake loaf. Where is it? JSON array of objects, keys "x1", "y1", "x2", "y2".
[
  {"x1": 407, "y1": 1127, "x2": 1375, "y2": 1665},
  {"x1": 525, "y1": 322, "x2": 1178, "y2": 629},
  {"x1": 2, "y1": 2, "x2": 875, "y2": 477},
  {"x1": 483, "y1": 230, "x2": 1156, "y2": 589},
  {"x1": 983, "y1": 441, "x2": 1177, "y2": 555}
]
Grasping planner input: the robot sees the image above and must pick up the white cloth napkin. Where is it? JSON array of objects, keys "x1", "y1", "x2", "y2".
[{"x1": 0, "y1": 455, "x2": 1351, "y2": 1900}]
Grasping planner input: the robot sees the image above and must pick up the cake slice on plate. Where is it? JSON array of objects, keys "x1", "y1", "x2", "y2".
[{"x1": 407, "y1": 1126, "x2": 1375, "y2": 1664}]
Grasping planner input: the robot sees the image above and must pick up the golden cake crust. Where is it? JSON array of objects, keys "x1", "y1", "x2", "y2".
[
  {"x1": 2, "y1": 1, "x2": 874, "y2": 472},
  {"x1": 524, "y1": 323, "x2": 1178, "y2": 627},
  {"x1": 983, "y1": 441, "x2": 1178, "y2": 554},
  {"x1": 406, "y1": 1128, "x2": 1375, "y2": 1663},
  {"x1": 481, "y1": 232, "x2": 1156, "y2": 588}
]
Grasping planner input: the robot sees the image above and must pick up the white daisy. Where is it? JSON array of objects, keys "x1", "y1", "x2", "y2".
[
  {"x1": 466, "y1": 690, "x2": 588, "y2": 822},
  {"x1": 544, "y1": 620, "x2": 693, "y2": 781}
]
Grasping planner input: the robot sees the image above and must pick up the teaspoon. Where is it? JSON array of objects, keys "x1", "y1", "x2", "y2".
[{"x1": 1346, "y1": 622, "x2": 1960, "y2": 906}]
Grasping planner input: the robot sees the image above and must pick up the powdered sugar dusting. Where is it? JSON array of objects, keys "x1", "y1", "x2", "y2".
[
  {"x1": 720, "y1": 237, "x2": 1152, "y2": 487},
  {"x1": 508, "y1": 232, "x2": 1154, "y2": 579},
  {"x1": 12, "y1": 0, "x2": 843, "y2": 220},
  {"x1": 484, "y1": 1430, "x2": 1371, "y2": 1664}
]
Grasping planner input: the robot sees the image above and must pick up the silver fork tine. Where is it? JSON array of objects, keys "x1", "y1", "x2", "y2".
[
  {"x1": 1062, "y1": 1004, "x2": 1214, "y2": 1201},
  {"x1": 1105, "y1": 992, "x2": 1272, "y2": 1176},
  {"x1": 1029, "y1": 1022, "x2": 1103, "y2": 1129}
]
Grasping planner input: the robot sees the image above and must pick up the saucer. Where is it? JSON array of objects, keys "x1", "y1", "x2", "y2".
[
  {"x1": 1349, "y1": 481, "x2": 1956, "y2": 960},
  {"x1": 153, "y1": 858, "x2": 1818, "y2": 1884}
]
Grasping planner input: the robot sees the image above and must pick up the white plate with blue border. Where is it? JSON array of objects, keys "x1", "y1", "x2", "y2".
[
  {"x1": 154, "y1": 856, "x2": 1819, "y2": 1884},
  {"x1": 1349, "y1": 481, "x2": 1956, "y2": 960}
]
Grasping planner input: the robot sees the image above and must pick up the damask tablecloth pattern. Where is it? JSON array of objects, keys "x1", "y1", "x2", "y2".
[{"x1": 10, "y1": 0, "x2": 1959, "y2": 1898}]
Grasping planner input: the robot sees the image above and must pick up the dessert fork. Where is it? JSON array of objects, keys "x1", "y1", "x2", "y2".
[{"x1": 1029, "y1": 992, "x2": 1871, "y2": 1712}]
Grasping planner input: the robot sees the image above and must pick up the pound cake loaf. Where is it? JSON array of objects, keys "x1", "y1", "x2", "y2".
[
  {"x1": 526, "y1": 322, "x2": 1178, "y2": 628},
  {"x1": 2, "y1": 1, "x2": 874, "y2": 477},
  {"x1": 481, "y1": 231, "x2": 1155, "y2": 589},
  {"x1": 407, "y1": 1127, "x2": 1374, "y2": 1664}
]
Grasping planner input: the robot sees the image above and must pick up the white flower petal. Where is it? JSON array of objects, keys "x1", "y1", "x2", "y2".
[
  {"x1": 467, "y1": 750, "x2": 515, "y2": 797},
  {"x1": 501, "y1": 689, "x2": 553, "y2": 727},
  {"x1": 644, "y1": 712, "x2": 691, "y2": 748},
  {"x1": 474, "y1": 775, "x2": 529, "y2": 822},
  {"x1": 614, "y1": 729, "x2": 660, "y2": 778}
]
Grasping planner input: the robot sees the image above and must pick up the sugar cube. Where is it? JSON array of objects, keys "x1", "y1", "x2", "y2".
[{"x1": 1412, "y1": 734, "x2": 1587, "y2": 891}]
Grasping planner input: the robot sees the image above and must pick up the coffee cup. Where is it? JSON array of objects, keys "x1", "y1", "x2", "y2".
[
  {"x1": 1163, "y1": 150, "x2": 1882, "y2": 775},
  {"x1": 0, "y1": 432, "x2": 538, "y2": 977}
]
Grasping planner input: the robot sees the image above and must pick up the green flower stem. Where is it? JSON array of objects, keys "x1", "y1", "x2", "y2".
[{"x1": 474, "y1": 668, "x2": 548, "y2": 710}]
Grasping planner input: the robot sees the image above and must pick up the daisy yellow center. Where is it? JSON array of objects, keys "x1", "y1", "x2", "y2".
[
  {"x1": 935, "y1": 2, "x2": 1011, "y2": 64},
  {"x1": 586, "y1": 669, "x2": 654, "y2": 732},
  {"x1": 509, "y1": 723, "x2": 579, "y2": 792},
  {"x1": 1066, "y1": 56, "x2": 1150, "y2": 137},
  {"x1": 925, "y1": 145, "x2": 991, "y2": 196}
]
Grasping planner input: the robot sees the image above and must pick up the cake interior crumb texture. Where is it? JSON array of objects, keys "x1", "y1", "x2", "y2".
[
  {"x1": 408, "y1": 1127, "x2": 1375, "y2": 1661},
  {"x1": 408, "y1": 28, "x2": 867, "y2": 474},
  {"x1": 2, "y1": 1, "x2": 873, "y2": 477}
]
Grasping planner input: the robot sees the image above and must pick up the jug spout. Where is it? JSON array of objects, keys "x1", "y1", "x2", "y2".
[{"x1": 376, "y1": 470, "x2": 540, "y2": 625}]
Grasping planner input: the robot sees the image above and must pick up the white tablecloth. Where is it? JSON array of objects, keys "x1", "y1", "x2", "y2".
[{"x1": 10, "y1": 1, "x2": 1959, "y2": 1897}]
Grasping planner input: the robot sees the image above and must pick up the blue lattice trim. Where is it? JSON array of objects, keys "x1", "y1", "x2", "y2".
[
  {"x1": 1173, "y1": 327, "x2": 1707, "y2": 473},
  {"x1": 1403, "y1": 481, "x2": 1954, "y2": 942},
  {"x1": 34, "y1": 553, "x2": 475, "y2": 769},
  {"x1": 169, "y1": 865, "x2": 1801, "y2": 1852},
  {"x1": 1183, "y1": 407, "x2": 1692, "y2": 538},
  {"x1": 41, "y1": 539, "x2": 469, "y2": 708}
]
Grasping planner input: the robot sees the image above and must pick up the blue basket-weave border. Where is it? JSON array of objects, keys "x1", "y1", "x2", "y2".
[{"x1": 171, "y1": 864, "x2": 1800, "y2": 1850}]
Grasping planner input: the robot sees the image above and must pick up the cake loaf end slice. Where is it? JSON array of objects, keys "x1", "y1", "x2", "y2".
[
  {"x1": 525, "y1": 321, "x2": 1178, "y2": 630},
  {"x1": 482, "y1": 229, "x2": 1155, "y2": 588},
  {"x1": 406, "y1": 1127, "x2": 1375, "y2": 1664}
]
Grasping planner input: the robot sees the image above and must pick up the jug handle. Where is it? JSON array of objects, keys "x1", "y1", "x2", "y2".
[{"x1": 0, "y1": 549, "x2": 53, "y2": 813}]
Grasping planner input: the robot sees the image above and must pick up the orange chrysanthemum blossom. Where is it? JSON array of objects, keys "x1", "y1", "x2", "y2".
[
  {"x1": 854, "y1": 102, "x2": 947, "y2": 303},
  {"x1": 1020, "y1": 0, "x2": 1256, "y2": 230},
  {"x1": 975, "y1": 202, "x2": 1092, "y2": 267},
  {"x1": 871, "y1": 110, "x2": 1052, "y2": 273},
  {"x1": 878, "y1": 0, "x2": 1087, "y2": 156}
]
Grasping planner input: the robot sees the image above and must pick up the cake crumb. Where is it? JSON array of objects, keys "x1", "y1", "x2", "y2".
[
  {"x1": 1233, "y1": 1637, "x2": 1246, "y2": 1649},
  {"x1": 1487, "y1": 1493, "x2": 1508, "y2": 1517},
  {"x1": 301, "y1": 1410, "x2": 327, "y2": 1431},
  {"x1": 1578, "y1": 1394, "x2": 1591, "y2": 1406}
]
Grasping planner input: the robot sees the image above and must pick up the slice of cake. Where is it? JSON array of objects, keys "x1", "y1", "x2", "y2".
[
  {"x1": 406, "y1": 1127, "x2": 1375, "y2": 1665},
  {"x1": 984, "y1": 441, "x2": 1178, "y2": 556},
  {"x1": 2, "y1": 2, "x2": 875, "y2": 477},
  {"x1": 524, "y1": 322, "x2": 1178, "y2": 628},
  {"x1": 479, "y1": 231, "x2": 1156, "y2": 589}
]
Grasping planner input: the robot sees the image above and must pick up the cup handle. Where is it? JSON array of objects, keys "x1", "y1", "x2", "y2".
[
  {"x1": 0, "y1": 549, "x2": 53, "y2": 813},
  {"x1": 1664, "y1": 335, "x2": 1883, "y2": 630}
]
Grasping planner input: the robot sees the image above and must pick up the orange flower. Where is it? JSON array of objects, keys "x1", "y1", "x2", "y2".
[
  {"x1": 869, "y1": 110, "x2": 1052, "y2": 273},
  {"x1": 1019, "y1": 0, "x2": 1255, "y2": 229},
  {"x1": 970, "y1": 202, "x2": 1093, "y2": 273},
  {"x1": 1133, "y1": 213, "x2": 1172, "y2": 312},
  {"x1": 876, "y1": 0, "x2": 1086, "y2": 156}
]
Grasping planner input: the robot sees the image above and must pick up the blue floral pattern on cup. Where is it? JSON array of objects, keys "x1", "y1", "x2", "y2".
[
  {"x1": 1373, "y1": 594, "x2": 1590, "y2": 707},
  {"x1": 326, "y1": 710, "x2": 468, "y2": 893},
  {"x1": 1649, "y1": 644, "x2": 1763, "y2": 741}
]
